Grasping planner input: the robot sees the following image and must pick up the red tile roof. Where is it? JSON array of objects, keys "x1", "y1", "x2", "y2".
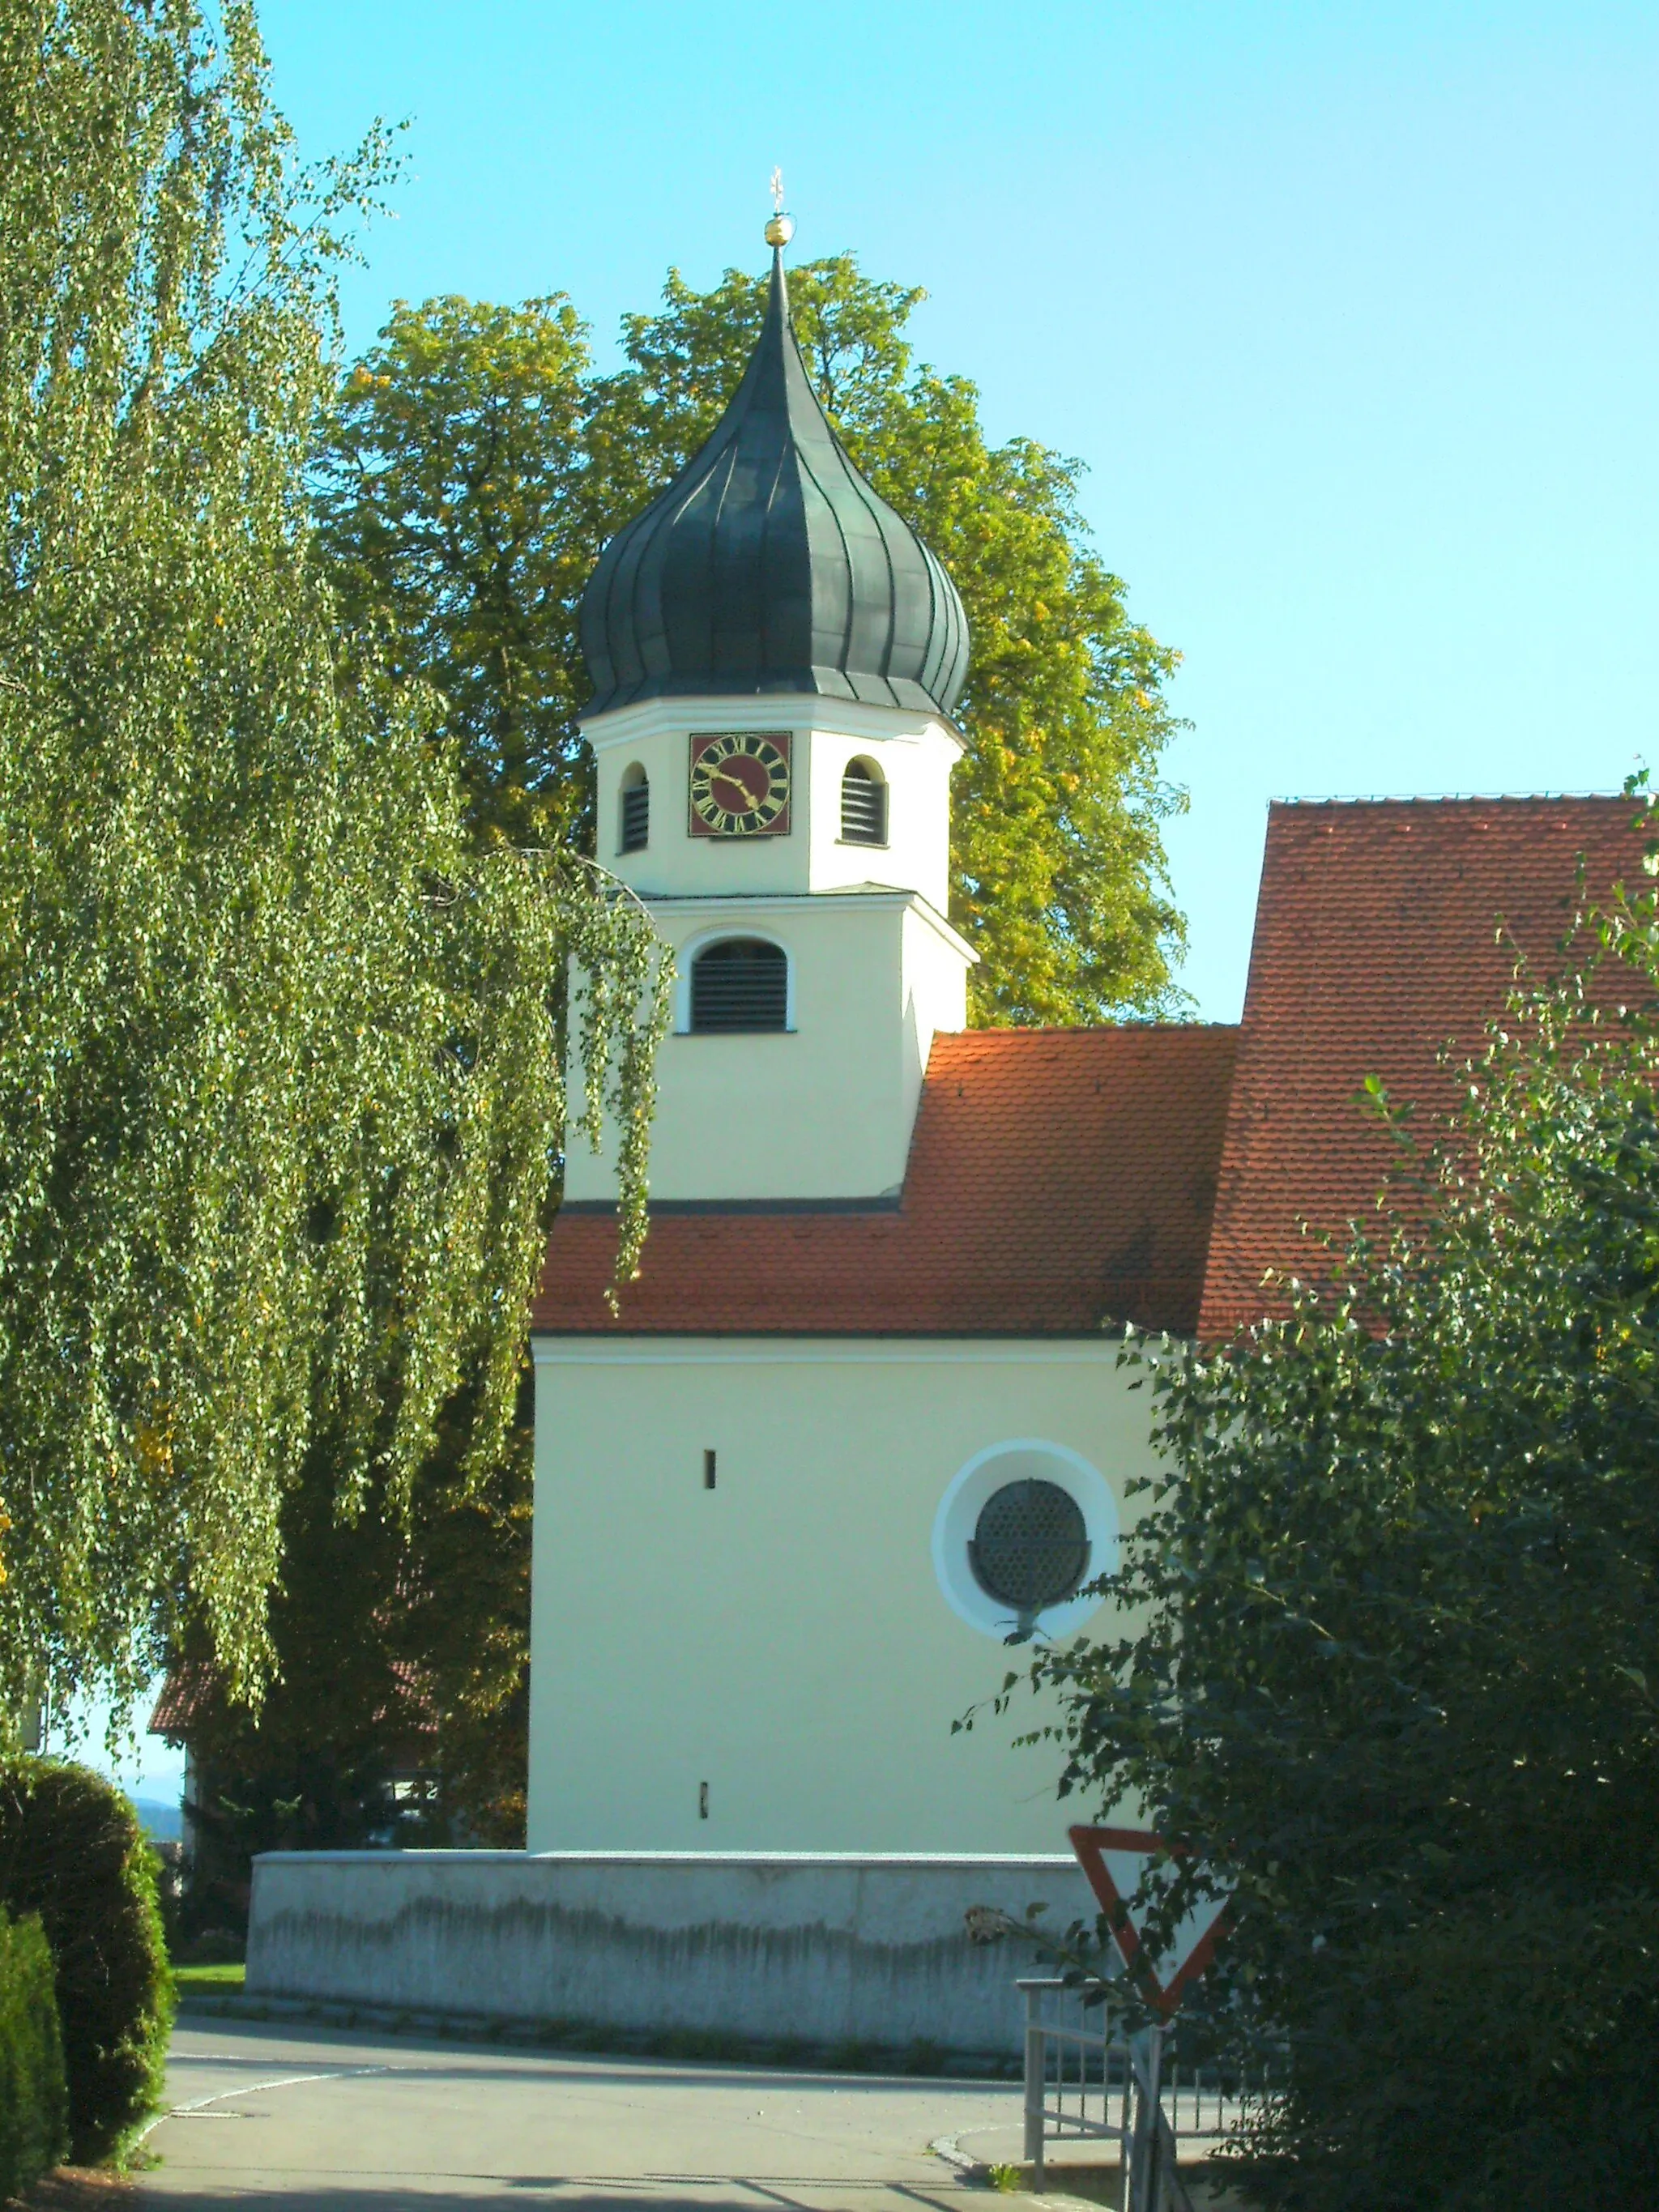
[
  {"x1": 148, "y1": 1658, "x2": 437, "y2": 1747},
  {"x1": 1198, "y1": 795, "x2": 1649, "y2": 1336},
  {"x1": 148, "y1": 1661, "x2": 214, "y2": 1743},
  {"x1": 537, "y1": 795, "x2": 1648, "y2": 1345},
  {"x1": 534, "y1": 1025, "x2": 1239, "y2": 1336}
]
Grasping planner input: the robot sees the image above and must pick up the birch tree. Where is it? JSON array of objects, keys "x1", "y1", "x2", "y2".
[{"x1": 0, "y1": 0, "x2": 664, "y2": 1725}]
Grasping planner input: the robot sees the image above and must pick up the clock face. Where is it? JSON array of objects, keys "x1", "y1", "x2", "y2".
[{"x1": 688, "y1": 731, "x2": 792, "y2": 837}]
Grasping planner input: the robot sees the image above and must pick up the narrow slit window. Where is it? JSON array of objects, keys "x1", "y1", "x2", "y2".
[
  {"x1": 704, "y1": 1449, "x2": 717, "y2": 1490},
  {"x1": 689, "y1": 939, "x2": 788, "y2": 1034},
  {"x1": 840, "y1": 759, "x2": 887, "y2": 846},
  {"x1": 619, "y1": 768, "x2": 650, "y2": 854}
]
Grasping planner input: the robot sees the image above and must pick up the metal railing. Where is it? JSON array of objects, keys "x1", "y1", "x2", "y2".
[{"x1": 1019, "y1": 1978, "x2": 1259, "y2": 2210}]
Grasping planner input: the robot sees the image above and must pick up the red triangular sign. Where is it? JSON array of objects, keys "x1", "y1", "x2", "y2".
[{"x1": 1068, "y1": 1825, "x2": 1230, "y2": 2017}]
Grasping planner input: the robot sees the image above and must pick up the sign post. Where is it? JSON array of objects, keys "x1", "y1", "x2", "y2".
[
  {"x1": 1125, "y1": 2019, "x2": 1166, "y2": 2212},
  {"x1": 1067, "y1": 1826, "x2": 1230, "y2": 2212}
]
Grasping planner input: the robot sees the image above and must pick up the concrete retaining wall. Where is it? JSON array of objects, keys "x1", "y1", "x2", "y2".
[{"x1": 246, "y1": 1849, "x2": 1095, "y2": 2055}]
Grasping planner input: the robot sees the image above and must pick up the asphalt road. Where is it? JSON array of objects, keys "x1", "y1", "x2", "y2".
[{"x1": 139, "y1": 2018, "x2": 1052, "y2": 2212}]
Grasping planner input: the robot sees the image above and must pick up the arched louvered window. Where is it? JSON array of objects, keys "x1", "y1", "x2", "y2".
[
  {"x1": 619, "y1": 765, "x2": 650, "y2": 853},
  {"x1": 689, "y1": 938, "x2": 788, "y2": 1034},
  {"x1": 840, "y1": 757, "x2": 888, "y2": 846}
]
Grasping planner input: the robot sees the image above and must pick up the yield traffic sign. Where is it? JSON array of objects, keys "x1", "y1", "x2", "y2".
[{"x1": 1068, "y1": 1825, "x2": 1230, "y2": 2016}]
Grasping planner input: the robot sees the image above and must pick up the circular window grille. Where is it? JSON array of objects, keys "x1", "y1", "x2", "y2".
[{"x1": 969, "y1": 1478, "x2": 1090, "y2": 1619}]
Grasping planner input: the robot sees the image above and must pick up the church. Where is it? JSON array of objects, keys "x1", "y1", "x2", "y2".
[
  {"x1": 521, "y1": 220, "x2": 1647, "y2": 1860},
  {"x1": 239, "y1": 219, "x2": 1644, "y2": 2048}
]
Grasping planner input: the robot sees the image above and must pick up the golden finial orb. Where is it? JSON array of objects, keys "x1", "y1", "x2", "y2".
[{"x1": 765, "y1": 167, "x2": 794, "y2": 249}]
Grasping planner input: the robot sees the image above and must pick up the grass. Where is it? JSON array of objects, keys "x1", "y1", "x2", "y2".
[{"x1": 171, "y1": 1962, "x2": 244, "y2": 1991}]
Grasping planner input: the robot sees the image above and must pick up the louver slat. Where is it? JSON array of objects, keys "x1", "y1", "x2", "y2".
[
  {"x1": 621, "y1": 780, "x2": 650, "y2": 852},
  {"x1": 840, "y1": 765, "x2": 887, "y2": 846},
  {"x1": 690, "y1": 940, "x2": 788, "y2": 1034}
]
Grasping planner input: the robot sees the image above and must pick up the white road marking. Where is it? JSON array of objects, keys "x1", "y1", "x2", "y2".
[{"x1": 141, "y1": 2065, "x2": 392, "y2": 2143}]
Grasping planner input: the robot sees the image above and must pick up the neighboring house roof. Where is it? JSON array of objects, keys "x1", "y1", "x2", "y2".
[
  {"x1": 149, "y1": 1661, "x2": 215, "y2": 1745},
  {"x1": 1197, "y1": 795, "x2": 1650, "y2": 1336},
  {"x1": 534, "y1": 1025, "x2": 1239, "y2": 1336},
  {"x1": 148, "y1": 1657, "x2": 438, "y2": 1750}
]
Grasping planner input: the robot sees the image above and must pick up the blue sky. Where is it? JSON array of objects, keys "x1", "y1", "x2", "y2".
[
  {"x1": 257, "y1": 0, "x2": 1659, "y2": 1021},
  {"x1": 81, "y1": 0, "x2": 1659, "y2": 1797}
]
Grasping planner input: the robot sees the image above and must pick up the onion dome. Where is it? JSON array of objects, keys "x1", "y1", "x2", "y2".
[{"x1": 580, "y1": 243, "x2": 970, "y2": 720}]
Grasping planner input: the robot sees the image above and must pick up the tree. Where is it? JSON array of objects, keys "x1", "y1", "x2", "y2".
[
  {"x1": 0, "y1": 0, "x2": 665, "y2": 1728},
  {"x1": 172, "y1": 1375, "x2": 534, "y2": 1929},
  {"x1": 317, "y1": 296, "x2": 603, "y2": 849},
  {"x1": 1016, "y1": 888, "x2": 1659, "y2": 2208},
  {"x1": 319, "y1": 257, "x2": 1188, "y2": 1023}
]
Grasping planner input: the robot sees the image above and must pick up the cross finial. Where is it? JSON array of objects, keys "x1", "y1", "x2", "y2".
[{"x1": 764, "y1": 168, "x2": 795, "y2": 249}]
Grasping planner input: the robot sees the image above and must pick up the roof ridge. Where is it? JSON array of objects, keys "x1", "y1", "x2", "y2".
[
  {"x1": 928, "y1": 1021, "x2": 1240, "y2": 1046},
  {"x1": 1272, "y1": 790, "x2": 1631, "y2": 808}
]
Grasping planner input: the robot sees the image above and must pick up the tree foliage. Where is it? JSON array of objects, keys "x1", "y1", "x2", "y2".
[
  {"x1": 1018, "y1": 888, "x2": 1659, "y2": 2208},
  {"x1": 318, "y1": 296, "x2": 602, "y2": 848},
  {"x1": 0, "y1": 0, "x2": 667, "y2": 1723},
  {"x1": 318, "y1": 256, "x2": 1188, "y2": 1022},
  {"x1": 174, "y1": 1379, "x2": 533, "y2": 1931}
]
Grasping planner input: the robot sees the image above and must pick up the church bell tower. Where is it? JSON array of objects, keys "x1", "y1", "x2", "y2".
[{"x1": 566, "y1": 214, "x2": 975, "y2": 1204}]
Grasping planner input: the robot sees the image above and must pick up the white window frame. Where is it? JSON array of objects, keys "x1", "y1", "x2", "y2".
[{"x1": 930, "y1": 1439, "x2": 1118, "y2": 1642}]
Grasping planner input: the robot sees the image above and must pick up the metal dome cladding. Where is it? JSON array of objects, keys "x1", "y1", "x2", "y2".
[{"x1": 579, "y1": 252, "x2": 970, "y2": 721}]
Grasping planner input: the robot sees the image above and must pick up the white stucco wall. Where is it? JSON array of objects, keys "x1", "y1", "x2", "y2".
[
  {"x1": 562, "y1": 891, "x2": 971, "y2": 1202},
  {"x1": 527, "y1": 1337, "x2": 1155, "y2": 1857},
  {"x1": 565, "y1": 691, "x2": 975, "y2": 1204},
  {"x1": 583, "y1": 694, "x2": 962, "y2": 913}
]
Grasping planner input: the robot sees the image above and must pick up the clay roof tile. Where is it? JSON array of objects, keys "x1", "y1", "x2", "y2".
[
  {"x1": 1198, "y1": 795, "x2": 1648, "y2": 1335},
  {"x1": 535, "y1": 1025, "x2": 1239, "y2": 1336}
]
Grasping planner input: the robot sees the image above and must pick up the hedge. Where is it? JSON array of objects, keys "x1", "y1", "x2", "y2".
[
  {"x1": 0, "y1": 1758, "x2": 173, "y2": 2161},
  {"x1": 0, "y1": 1906, "x2": 67, "y2": 2195}
]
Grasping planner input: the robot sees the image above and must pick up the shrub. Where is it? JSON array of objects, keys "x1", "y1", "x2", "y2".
[
  {"x1": 0, "y1": 1758, "x2": 173, "y2": 2162},
  {"x1": 0, "y1": 1907, "x2": 68, "y2": 2195}
]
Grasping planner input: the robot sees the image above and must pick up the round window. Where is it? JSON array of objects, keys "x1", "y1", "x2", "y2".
[
  {"x1": 970, "y1": 1479, "x2": 1090, "y2": 1617},
  {"x1": 932, "y1": 1440, "x2": 1117, "y2": 1644}
]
